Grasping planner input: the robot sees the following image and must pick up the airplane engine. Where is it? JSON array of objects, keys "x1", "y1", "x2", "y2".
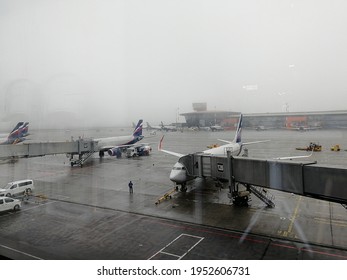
[{"x1": 107, "y1": 147, "x2": 122, "y2": 158}]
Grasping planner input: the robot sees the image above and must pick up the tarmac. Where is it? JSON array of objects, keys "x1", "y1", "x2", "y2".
[{"x1": 0, "y1": 128, "x2": 346, "y2": 260}]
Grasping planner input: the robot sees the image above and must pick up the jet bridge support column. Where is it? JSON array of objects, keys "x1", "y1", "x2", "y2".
[
  {"x1": 69, "y1": 138, "x2": 96, "y2": 167},
  {"x1": 227, "y1": 151, "x2": 251, "y2": 206},
  {"x1": 227, "y1": 151, "x2": 234, "y2": 194}
]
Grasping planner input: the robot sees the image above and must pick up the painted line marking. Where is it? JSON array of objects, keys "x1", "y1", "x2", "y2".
[
  {"x1": 148, "y1": 233, "x2": 204, "y2": 260},
  {"x1": 0, "y1": 244, "x2": 43, "y2": 260},
  {"x1": 20, "y1": 201, "x2": 57, "y2": 213},
  {"x1": 158, "y1": 251, "x2": 181, "y2": 258},
  {"x1": 281, "y1": 196, "x2": 302, "y2": 237}
]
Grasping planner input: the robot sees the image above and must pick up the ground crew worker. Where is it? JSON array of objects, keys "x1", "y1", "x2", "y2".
[
  {"x1": 23, "y1": 189, "x2": 30, "y2": 201},
  {"x1": 128, "y1": 181, "x2": 133, "y2": 194}
]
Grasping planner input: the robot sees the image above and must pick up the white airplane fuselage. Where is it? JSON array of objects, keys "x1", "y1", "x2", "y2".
[
  {"x1": 95, "y1": 135, "x2": 144, "y2": 152},
  {"x1": 202, "y1": 143, "x2": 242, "y2": 156}
]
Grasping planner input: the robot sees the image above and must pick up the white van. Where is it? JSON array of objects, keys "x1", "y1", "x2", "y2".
[
  {"x1": 0, "y1": 197, "x2": 21, "y2": 212},
  {"x1": 0, "y1": 179, "x2": 34, "y2": 197}
]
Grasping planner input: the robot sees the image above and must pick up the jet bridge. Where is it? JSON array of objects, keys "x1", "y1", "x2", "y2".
[
  {"x1": 178, "y1": 153, "x2": 347, "y2": 206},
  {"x1": 0, "y1": 138, "x2": 97, "y2": 166}
]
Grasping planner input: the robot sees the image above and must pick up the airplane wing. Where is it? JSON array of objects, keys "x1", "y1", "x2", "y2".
[
  {"x1": 160, "y1": 149, "x2": 185, "y2": 157},
  {"x1": 217, "y1": 138, "x2": 270, "y2": 146},
  {"x1": 217, "y1": 139, "x2": 232, "y2": 144},
  {"x1": 273, "y1": 151, "x2": 314, "y2": 160},
  {"x1": 158, "y1": 136, "x2": 185, "y2": 157},
  {"x1": 243, "y1": 140, "x2": 270, "y2": 146}
]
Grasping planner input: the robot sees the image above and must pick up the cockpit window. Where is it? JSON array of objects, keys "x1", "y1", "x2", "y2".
[{"x1": 173, "y1": 166, "x2": 186, "y2": 170}]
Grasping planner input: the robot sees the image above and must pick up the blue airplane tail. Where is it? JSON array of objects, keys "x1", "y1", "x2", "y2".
[
  {"x1": 6, "y1": 122, "x2": 29, "y2": 144},
  {"x1": 21, "y1": 122, "x2": 29, "y2": 137},
  {"x1": 9, "y1": 122, "x2": 24, "y2": 134},
  {"x1": 133, "y1": 119, "x2": 143, "y2": 137},
  {"x1": 233, "y1": 115, "x2": 242, "y2": 144}
]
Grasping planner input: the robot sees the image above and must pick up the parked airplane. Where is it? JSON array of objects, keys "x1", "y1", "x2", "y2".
[
  {"x1": 68, "y1": 119, "x2": 154, "y2": 166},
  {"x1": 158, "y1": 115, "x2": 269, "y2": 191},
  {"x1": 146, "y1": 122, "x2": 177, "y2": 132},
  {"x1": 95, "y1": 119, "x2": 144, "y2": 158},
  {"x1": 160, "y1": 122, "x2": 177, "y2": 132},
  {"x1": 146, "y1": 122, "x2": 162, "y2": 131},
  {"x1": 190, "y1": 125, "x2": 223, "y2": 132},
  {"x1": 0, "y1": 122, "x2": 29, "y2": 145}
]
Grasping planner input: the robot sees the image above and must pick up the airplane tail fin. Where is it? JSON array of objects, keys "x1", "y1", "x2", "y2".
[
  {"x1": 6, "y1": 122, "x2": 29, "y2": 144},
  {"x1": 158, "y1": 135, "x2": 164, "y2": 151},
  {"x1": 133, "y1": 119, "x2": 143, "y2": 137},
  {"x1": 20, "y1": 122, "x2": 29, "y2": 137},
  {"x1": 232, "y1": 115, "x2": 242, "y2": 144},
  {"x1": 9, "y1": 122, "x2": 23, "y2": 133}
]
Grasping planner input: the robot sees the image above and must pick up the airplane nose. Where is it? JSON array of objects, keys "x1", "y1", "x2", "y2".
[
  {"x1": 169, "y1": 169, "x2": 186, "y2": 183},
  {"x1": 169, "y1": 171, "x2": 177, "y2": 181},
  {"x1": 169, "y1": 162, "x2": 189, "y2": 183}
]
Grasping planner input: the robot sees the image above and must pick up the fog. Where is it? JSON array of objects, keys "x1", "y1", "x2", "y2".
[{"x1": 1, "y1": 0, "x2": 347, "y2": 129}]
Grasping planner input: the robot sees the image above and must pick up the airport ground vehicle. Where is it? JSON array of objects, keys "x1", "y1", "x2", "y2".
[
  {"x1": 0, "y1": 197, "x2": 21, "y2": 212},
  {"x1": 331, "y1": 144, "x2": 341, "y2": 151},
  {"x1": 126, "y1": 145, "x2": 152, "y2": 158},
  {"x1": 126, "y1": 147, "x2": 138, "y2": 157},
  {"x1": 296, "y1": 142, "x2": 322, "y2": 152},
  {"x1": 0, "y1": 179, "x2": 34, "y2": 197}
]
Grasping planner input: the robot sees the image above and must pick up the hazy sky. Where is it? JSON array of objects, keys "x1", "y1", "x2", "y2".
[{"x1": 1, "y1": 0, "x2": 347, "y2": 128}]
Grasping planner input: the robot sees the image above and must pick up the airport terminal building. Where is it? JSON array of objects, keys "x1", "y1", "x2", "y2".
[{"x1": 180, "y1": 103, "x2": 347, "y2": 129}]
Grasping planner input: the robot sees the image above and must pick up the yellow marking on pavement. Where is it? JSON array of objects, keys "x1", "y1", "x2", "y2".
[{"x1": 280, "y1": 196, "x2": 302, "y2": 238}]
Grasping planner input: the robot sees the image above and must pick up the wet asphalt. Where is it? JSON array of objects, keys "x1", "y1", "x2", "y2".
[{"x1": 0, "y1": 128, "x2": 346, "y2": 259}]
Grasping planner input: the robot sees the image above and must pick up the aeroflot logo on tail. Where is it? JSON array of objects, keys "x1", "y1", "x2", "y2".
[{"x1": 134, "y1": 125, "x2": 142, "y2": 133}]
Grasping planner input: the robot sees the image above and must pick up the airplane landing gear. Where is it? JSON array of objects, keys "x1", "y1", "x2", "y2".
[
  {"x1": 176, "y1": 183, "x2": 187, "y2": 192},
  {"x1": 232, "y1": 192, "x2": 249, "y2": 207},
  {"x1": 180, "y1": 184, "x2": 187, "y2": 192},
  {"x1": 229, "y1": 182, "x2": 251, "y2": 207}
]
